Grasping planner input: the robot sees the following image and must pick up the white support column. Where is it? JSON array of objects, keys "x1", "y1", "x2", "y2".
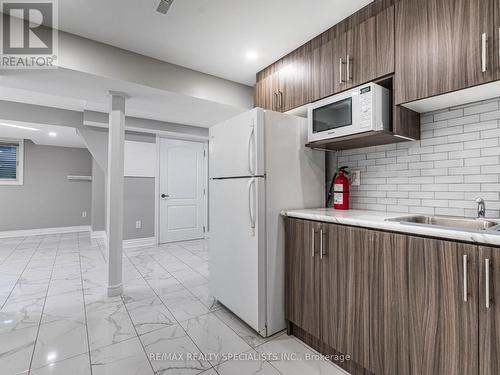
[{"x1": 106, "y1": 91, "x2": 128, "y2": 297}]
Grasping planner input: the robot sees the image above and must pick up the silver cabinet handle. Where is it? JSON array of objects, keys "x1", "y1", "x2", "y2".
[
  {"x1": 482, "y1": 32, "x2": 487, "y2": 73},
  {"x1": 278, "y1": 91, "x2": 283, "y2": 111},
  {"x1": 311, "y1": 228, "x2": 316, "y2": 258},
  {"x1": 463, "y1": 254, "x2": 468, "y2": 302},
  {"x1": 319, "y1": 228, "x2": 324, "y2": 260},
  {"x1": 273, "y1": 92, "x2": 278, "y2": 111},
  {"x1": 347, "y1": 55, "x2": 351, "y2": 81},
  {"x1": 486, "y1": 258, "x2": 491, "y2": 309},
  {"x1": 339, "y1": 58, "x2": 343, "y2": 84}
]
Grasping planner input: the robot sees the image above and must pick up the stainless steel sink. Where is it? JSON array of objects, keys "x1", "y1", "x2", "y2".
[{"x1": 386, "y1": 215, "x2": 500, "y2": 232}]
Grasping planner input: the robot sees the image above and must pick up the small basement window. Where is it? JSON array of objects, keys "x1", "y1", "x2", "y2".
[{"x1": 0, "y1": 139, "x2": 24, "y2": 185}]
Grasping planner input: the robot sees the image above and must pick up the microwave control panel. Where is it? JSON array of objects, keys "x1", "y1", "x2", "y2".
[{"x1": 358, "y1": 86, "x2": 372, "y2": 129}]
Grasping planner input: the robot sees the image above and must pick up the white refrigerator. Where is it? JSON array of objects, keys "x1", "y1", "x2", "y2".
[{"x1": 208, "y1": 108, "x2": 324, "y2": 337}]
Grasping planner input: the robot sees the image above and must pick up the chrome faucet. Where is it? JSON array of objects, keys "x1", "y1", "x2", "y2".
[{"x1": 475, "y1": 197, "x2": 486, "y2": 218}]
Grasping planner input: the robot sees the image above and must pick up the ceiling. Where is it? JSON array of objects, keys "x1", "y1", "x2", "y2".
[
  {"x1": 58, "y1": 0, "x2": 373, "y2": 85},
  {"x1": 0, "y1": 121, "x2": 85, "y2": 148},
  {"x1": 0, "y1": 69, "x2": 245, "y2": 128}
]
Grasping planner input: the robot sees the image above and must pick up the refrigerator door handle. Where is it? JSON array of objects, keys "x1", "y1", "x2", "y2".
[
  {"x1": 248, "y1": 178, "x2": 256, "y2": 234},
  {"x1": 248, "y1": 125, "x2": 255, "y2": 176}
]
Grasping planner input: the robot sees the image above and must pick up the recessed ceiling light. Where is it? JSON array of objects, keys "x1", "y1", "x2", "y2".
[
  {"x1": 47, "y1": 352, "x2": 57, "y2": 361},
  {"x1": 0, "y1": 123, "x2": 40, "y2": 131},
  {"x1": 48, "y1": 132, "x2": 57, "y2": 137},
  {"x1": 246, "y1": 51, "x2": 258, "y2": 61}
]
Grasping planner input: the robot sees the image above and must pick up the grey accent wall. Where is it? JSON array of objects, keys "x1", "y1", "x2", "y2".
[
  {"x1": 91, "y1": 159, "x2": 106, "y2": 232},
  {"x1": 124, "y1": 177, "x2": 155, "y2": 240},
  {"x1": 329, "y1": 98, "x2": 500, "y2": 218},
  {"x1": 88, "y1": 131, "x2": 157, "y2": 239},
  {"x1": 0, "y1": 141, "x2": 92, "y2": 231}
]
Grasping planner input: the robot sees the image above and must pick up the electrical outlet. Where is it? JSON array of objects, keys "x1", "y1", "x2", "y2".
[
  {"x1": 351, "y1": 170, "x2": 361, "y2": 186},
  {"x1": 135, "y1": 220, "x2": 142, "y2": 229},
  {"x1": 82, "y1": 211, "x2": 87, "y2": 218}
]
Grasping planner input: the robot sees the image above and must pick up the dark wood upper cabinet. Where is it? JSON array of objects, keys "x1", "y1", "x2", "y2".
[
  {"x1": 479, "y1": 246, "x2": 500, "y2": 375},
  {"x1": 310, "y1": 34, "x2": 335, "y2": 102},
  {"x1": 408, "y1": 236, "x2": 479, "y2": 375},
  {"x1": 279, "y1": 44, "x2": 312, "y2": 112},
  {"x1": 396, "y1": 0, "x2": 496, "y2": 104},
  {"x1": 285, "y1": 218, "x2": 320, "y2": 338},
  {"x1": 345, "y1": 6, "x2": 395, "y2": 89},
  {"x1": 255, "y1": 65, "x2": 280, "y2": 111},
  {"x1": 496, "y1": 0, "x2": 500, "y2": 80}
]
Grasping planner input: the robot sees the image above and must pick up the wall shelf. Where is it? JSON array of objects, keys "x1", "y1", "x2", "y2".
[{"x1": 67, "y1": 175, "x2": 92, "y2": 181}]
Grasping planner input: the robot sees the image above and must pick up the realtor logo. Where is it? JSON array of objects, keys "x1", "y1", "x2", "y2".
[{"x1": 1, "y1": 0, "x2": 58, "y2": 69}]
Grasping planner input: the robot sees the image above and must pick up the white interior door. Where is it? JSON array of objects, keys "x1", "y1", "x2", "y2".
[{"x1": 159, "y1": 139, "x2": 206, "y2": 243}]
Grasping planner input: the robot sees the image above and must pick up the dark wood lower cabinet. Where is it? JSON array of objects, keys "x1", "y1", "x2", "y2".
[
  {"x1": 479, "y1": 246, "x2": 500, "y2": 375},
  {"x1": 369, "y1": 231, "x2": 409, "y2": 375},
  {"x1": 285, "y1": 218, "x2": 320, "y2": 338},
  {"x1": 408, "y1": 237, "x2": 478, "y2": 375},
  {"x1": 285, "y1": 217, "x2": 500, "y2": 375},
  {"x1": 321, "y1": 224, "x2": 370, "y2": 370}
]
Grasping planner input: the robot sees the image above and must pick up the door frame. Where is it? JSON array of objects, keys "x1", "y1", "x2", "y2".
[{"x1": 155, "y1": 135, "x2": 208, "y2": 244}]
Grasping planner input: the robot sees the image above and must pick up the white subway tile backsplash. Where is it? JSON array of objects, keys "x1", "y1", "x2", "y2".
[
  {"x1": 464, "y1": 156, "x2": 499, "y2": 167},
  {"x1": 434, "y1": 159, "x2": 463, "y2": 168},
  {"x1": 481, "y1": 128, "x2": 500, "y2": 139},
  {"x1": 463, "y1": 101, "x2": 498, "y2": 115},
  {"x1": 435, "y1": 175, "x2": 463, "y2": 184},
  {"x1": 434, "y1": 142, "x2": 464, "y2": 153},
  {"x1": 449, "y1": 149, "x2": 481, "y2": 160},
  {"x1": 332, "y1": 98, "x2": 500, "y2": 218},
  {"x1": 434, "y1": 108, "x2": 463, "y2": 121},
  {"x1": 464, "y1": 121, "x2": 498, "y2": 133},
  {"x1": 435, "y1": 207, "x2": 465, "y2": 216},
  {"x1": 480, "y1": 110, "x2": 500, "y2": 122},
  {"x1": 447, "y1": 132, "x2": 480, "y2": 143},
  {"x1": 464, "y1": 174, "x2": 499, "y2": 183},
  {"x1": 464, "y1": 138, "x2": 498, "y2": 150},
  {"x1": 409, "y1": 191, "x2": 435, "y2": 199}
]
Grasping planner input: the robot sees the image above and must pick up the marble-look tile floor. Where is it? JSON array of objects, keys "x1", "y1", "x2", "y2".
[{"x1": 0, "y1": 232, "x2": 347, "y2": 375}]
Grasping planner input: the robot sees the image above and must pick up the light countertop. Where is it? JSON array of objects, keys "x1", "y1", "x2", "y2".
[{"x1": 281, "y1": 208, "x2": 500, "y2": 247}]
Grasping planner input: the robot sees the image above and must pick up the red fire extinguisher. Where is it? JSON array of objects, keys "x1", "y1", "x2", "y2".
[{"x1": 327, "y1": 166, "x2": 350, "y2": 210}]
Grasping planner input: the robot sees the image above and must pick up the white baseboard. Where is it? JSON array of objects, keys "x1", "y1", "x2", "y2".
[
  {"x1": 0, "y1": 225, "x2": 91, "y2": 239},
  {"x1": 123, "y1": 237, "x2": 157, "y2": 249},
  {"x1": 90, "y1": 230, "x2": 107, "y2": 240}
]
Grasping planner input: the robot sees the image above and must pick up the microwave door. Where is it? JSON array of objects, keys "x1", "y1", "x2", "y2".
[{"x1": 309, "y1": 93, "x2": 361, "y2": 142}]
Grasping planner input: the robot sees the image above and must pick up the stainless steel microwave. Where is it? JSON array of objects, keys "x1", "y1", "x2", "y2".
[{"x1": 307, "y1": 82, "x2": 391, "y2": 142}]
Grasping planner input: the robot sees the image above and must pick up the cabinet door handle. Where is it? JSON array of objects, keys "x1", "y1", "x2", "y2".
[
  {"x1": 319, "y1": 228, "x2": 324, "y2": 260},
  {"x1": 273, "y1": 92, "x2": 278, "y2": 111},
  {"x1": 347, "y1": 55, "x2": 351, "y2": 81},
  {"x1": 339, "y1": 58, "x2": 343, "y2": 84},
  {"x1": 463, "y1": 254, "x2": 468, "y2": 302},
  {"x1": 485, "y1": 258, "x2": 491, "y2": 309},
  {"x1": 278, "y1": 91, "x2": 284, "y2": 111},
  {"x1": 482, "y1": 32, "x2": 487, "y2": 73},
  {"x1": 311, "y1": 228, "x2": 316, "y2": 258}
]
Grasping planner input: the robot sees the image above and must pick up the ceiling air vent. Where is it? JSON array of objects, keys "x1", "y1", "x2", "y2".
[{"x1": 156, "y1": 0, "x2": 174, "y2": 14}]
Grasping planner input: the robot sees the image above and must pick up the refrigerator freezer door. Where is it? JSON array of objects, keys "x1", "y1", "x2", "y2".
[
  {"x1": 209, "y1": 108, "x2": 264, "y2": 178},
  {"x1": 209, "y1": 177, "x2": 266, "y2": 334}
]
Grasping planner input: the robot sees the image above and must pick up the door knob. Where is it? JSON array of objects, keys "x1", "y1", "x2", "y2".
[{"x1": 161, "y1": 194, "x2": 169, "y2": 198}]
